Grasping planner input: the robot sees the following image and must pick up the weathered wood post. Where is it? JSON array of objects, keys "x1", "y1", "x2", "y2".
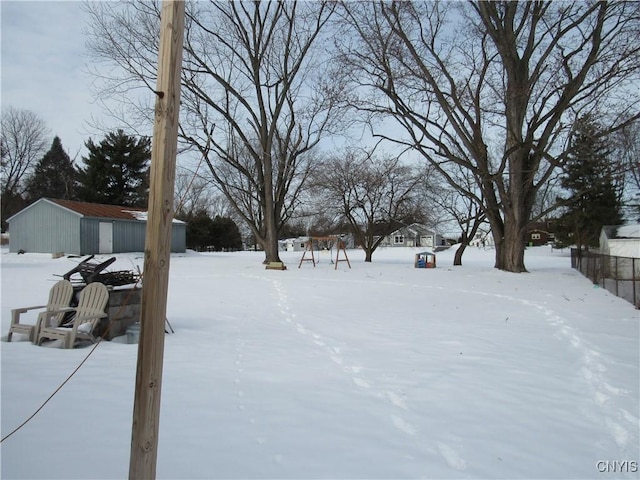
[{"x1": 129, "y1": 2, "x2": 184, "y2": 479}]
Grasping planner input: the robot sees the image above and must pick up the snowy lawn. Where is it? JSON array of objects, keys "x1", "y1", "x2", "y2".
[{"x1": 1, "y1": 245, "x2": 638, "y2": 479}]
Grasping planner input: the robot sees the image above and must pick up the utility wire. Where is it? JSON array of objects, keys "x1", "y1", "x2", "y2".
[{"x1": 1, "y1": 273, "x2": 143, "y2": 443}]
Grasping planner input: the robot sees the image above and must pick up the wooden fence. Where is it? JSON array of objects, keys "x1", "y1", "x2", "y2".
[{"x1": 571, "y1": 248, "x2": 640, "y2": 308}]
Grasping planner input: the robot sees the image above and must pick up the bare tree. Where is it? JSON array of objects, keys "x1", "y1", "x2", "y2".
[
  {"x1": 84, "y1": 1, "x2": 343, "y2": 263},
  {"x1": 612, "y1": 120, "x2": 640, "y2": 220},
  {"x1": 312, "y1": 148, "x2": 426, "y2": 262},
  {"x1": 338, "y1": 1, "x2": 640, "y2": 272},
  {"x1": 174, "y1": 166, "x2": 232, "y2": 220},
  {"x1": 1, "y1": 106, "x2": 50, "y2": 230},
  {"x1": 428, "y1": 167, "x2": 487, "y2": 266}
]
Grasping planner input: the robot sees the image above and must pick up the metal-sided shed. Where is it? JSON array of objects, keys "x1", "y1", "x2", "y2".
[
  {"x1": 7, "y1": 198, "x2": 186, "y2": 255},
  {"x1": 600, "y1": 224, "x2": 640, "y2": 258}
]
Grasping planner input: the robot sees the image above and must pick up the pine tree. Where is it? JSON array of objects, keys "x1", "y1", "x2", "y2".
[
  {"x1": 184, "y1": 209, "x2": 215, "y2": 251},
  {"x1": 211, "y1": 216, "x2": 243, "y2": 251},
  {"x1": 76, "y1": 129, "x2": 151, "y2": 207},
  {"x1": 25, "y1": 136, "x2": 77, "y2": 202},
  {"x1": 556, "y1": 116, "x2": 623, "y2": 250},
  {"x1": 183, "y1": 210, "x2": 243, "y2": 251}
]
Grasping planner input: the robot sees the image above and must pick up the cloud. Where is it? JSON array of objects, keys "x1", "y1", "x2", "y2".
[{"x1": 1, "y1": 1, "x2": 114, "y2": 160}]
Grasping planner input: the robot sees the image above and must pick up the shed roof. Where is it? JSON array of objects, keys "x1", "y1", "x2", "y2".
[
  {"x1": 49, "y1": 199, "x2": 146, "y2": 220},
  {"x1": 602, "y1": 224, "x2": 640, "y2": 240},
  {"x1": 8, "y1": 198, "x2": 185, "y2": 224}
]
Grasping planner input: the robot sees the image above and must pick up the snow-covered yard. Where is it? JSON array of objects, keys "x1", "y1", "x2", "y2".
[{"x1": 1, "y1": 245, "x2": 638, "y2": 479}]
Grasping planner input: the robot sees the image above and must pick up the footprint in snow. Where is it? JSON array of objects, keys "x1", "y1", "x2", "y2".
[
  {"x1": 605, "y1": 418, "x2": 630, "y2": 448},
  {"x1": 353, "y1": 377, "x2": 370, "y2": 388},
  {"x1": 387, "y1": 391, "x2": 408, "y2": 410},
  {"x1": 620, "y1": 408, "x2": 638, "y2": 425},
  {"x1": 437, "y1": 442, "x2": 466, "y2": 471},
  {"x1": 391, "y1": 414, "x2": 417, "y2": 435},
  {"x1": 345, "y1": 365, "x2": 363, "y2": 374}
]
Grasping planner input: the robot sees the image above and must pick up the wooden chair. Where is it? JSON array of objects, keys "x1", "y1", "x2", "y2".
[
  {"x1": 37, "y1": 282, "x2": 109, "y2": 349},
  {"x1": 7, "y1": 280, "x2": 74, "y2": 343}
]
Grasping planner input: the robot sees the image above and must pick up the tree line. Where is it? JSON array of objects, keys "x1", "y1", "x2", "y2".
[
  {"x1": 3, "y1": 1, "x2": 639, "y2": 270},
  {"x1": 0, "y1": 118, "x2": 150, "y2": 227},
  {"x1": 0, "y1": 115, "x2": 244, "y2": 252},
  {"x1": 83, "y1": 0, "x2": 639, "y2": 270}
]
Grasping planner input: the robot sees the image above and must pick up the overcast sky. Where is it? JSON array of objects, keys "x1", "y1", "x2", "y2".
[
  {"x1": 1, "y1": 1, "x2": 393, "y2": 165},
  {"x1": 1, "y1": 1, "x2": 116, "y2": 161}
]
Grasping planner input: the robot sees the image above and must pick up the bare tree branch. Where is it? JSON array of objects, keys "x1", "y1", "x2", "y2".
[
  {"x1": 1, "y1": 106, "x2": 50, "y2": 230},
  {"x1": 85, "y1": 0, "x2": 344, "y2": 263},
  {"x1": 337, "y1": 0, "x2": 640, "y2": 272}
]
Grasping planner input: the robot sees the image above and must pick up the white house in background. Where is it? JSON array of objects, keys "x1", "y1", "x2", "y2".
[
  {"x1": 469, "y1": 229, "x2": 495, "y2": 248},
  {"x1": 279, "y1": 236, "x2": 310, "y2": 252},
  {"x1": 379, "y1": 223, "x2": 445, "y2": 249},
  {"x1": 599, "y1": 224, "x2": 640, "y2": 258},
  {"x1": 279, "y1": 235, "x2": 355, "y2": 252}
]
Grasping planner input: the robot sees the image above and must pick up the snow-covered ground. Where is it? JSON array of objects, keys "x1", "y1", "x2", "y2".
[{"x1": 1, "y1": 245, "x2": 638, "y2": 479}]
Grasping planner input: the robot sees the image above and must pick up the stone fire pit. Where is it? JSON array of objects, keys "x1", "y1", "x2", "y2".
[{"x1": 60, "y1": 255, "x2": 142, "y2": 340}]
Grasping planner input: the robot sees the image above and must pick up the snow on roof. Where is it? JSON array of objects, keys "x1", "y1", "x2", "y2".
[
  {"x1": 615, "y1": 224, "x2": 640, "y2": 239},
  {"x1": 604, "y1": 224, "x2": 640, "y2": 240},
  {"x1": 43, "y1": 199, "x2": 185, "y2": 223},
  {"x1": 123, "y1": 210, "x2": 148, "y2": 221},
  {"x1": 122, "y1": 210, "x2": 185, "y2": 224},
  {"x1": 50, "y1": 199, "x2": 145, "y2": 220}
]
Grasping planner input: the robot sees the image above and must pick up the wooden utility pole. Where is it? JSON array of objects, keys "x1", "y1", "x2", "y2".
[{"x1": 129, "y1": 2, "x2": 184, "y2": 479}]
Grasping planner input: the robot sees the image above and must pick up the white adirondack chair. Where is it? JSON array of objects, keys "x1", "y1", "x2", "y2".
[
  {"x1": 37, "y1": 282, "x2": 109, "y2": 349},
  {"x1": 7, "y1": 280, "x2": 74, "y2": 343}
]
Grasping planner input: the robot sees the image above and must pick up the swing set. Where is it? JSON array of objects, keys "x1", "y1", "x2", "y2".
[{"x1": 298, "y1": 236, "x2": 351, "y2": 269}]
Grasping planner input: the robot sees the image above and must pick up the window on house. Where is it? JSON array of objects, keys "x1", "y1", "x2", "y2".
[
  {"x1": 531, "y1": 233, "x2": 541, "y2": 240},
  {"x1": 394, "y1": 235, "x2": 404, "y2": 244}
]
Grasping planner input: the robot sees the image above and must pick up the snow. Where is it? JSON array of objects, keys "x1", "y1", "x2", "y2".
[
  {"x1": 122, "y1": 210, "x2": 186, "y2": 224},
  {"x1": 1, "y1": 245, "x2": 638, "y2": 479},
  {"x1": 615, "y1": 225, "x2": 640, "y2": 239}
]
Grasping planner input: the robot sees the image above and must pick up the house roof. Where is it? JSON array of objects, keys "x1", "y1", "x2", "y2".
[
  {"x1": 389, "y1": 223, "x2": 436, "y2": 237},
  {"x1": 49, "y1": 199, "x2": 146, "y2": 221},
  {"x1": 527, "y1": 221, "x2": 555, "y2": 233},
  {"x1": 602, "y1": 224, "x2": 640, "y2": 240}
]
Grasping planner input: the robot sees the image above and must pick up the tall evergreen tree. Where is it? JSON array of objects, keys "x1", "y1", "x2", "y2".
[
  {"x1": 184, "y1": 209, "x2": 215, "y2": 251},
  {"x1": 210, "y1": 216, "x2": 243, "y2": 251},
  {"x1": 556, "y1": 116, "x2": 623, "y2": 250},
  {"x1": 76, "y1": 129, "x2": 150, "y2": 207},
  {"x1": 182, "y1": 209, "x2": 243, "y2": 251},
  {"x1": 25, "y1": 136, "x2": 77, "y2": 202}
]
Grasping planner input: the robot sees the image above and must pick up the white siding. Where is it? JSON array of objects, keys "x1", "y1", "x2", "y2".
[{"x1": 608, "y1": 240, "x2": 640, "y2": 258}]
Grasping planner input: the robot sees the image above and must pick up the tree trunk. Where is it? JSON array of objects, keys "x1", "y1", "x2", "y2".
[
  {"x1": 453, "y1": 235, "x2": 468, "y2": 266},
  {"x1": 263, "y1": 227, "x2": 281, "y2": 263},
  {"x1": 453, "y1": 245, "x2": 466, "y2": 266},
  {"x1": 495, "y1": 212, "x2": 527, "y2": 272},
  {"x1": 262, "y1": 205, "x2": 282, "y2": 264},
  {"x1": 364, "y1": 248, "x2": 373, "y2": 262},
  {"x1": 260, "y1": 144, "x2": 282, "y2": 264}
]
